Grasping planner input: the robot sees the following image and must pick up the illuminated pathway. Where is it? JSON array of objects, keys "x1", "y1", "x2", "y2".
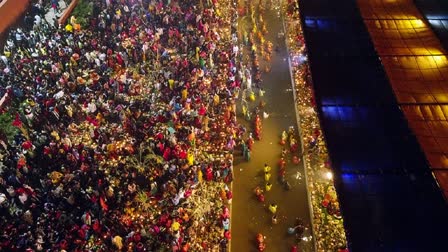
[{"x1": 231, "y1": 2, "x2": 313, "y2": 252}]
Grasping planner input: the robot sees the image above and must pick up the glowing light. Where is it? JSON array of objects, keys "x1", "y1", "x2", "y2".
[
  {"x1": 427, "y1": 48, "x2": 443, "y2": 55},
  {"x1": 433, "y1": 55, "x2": 445, "y2": 62},
  {"x1": 295, "y1": 171, "x2": 302, "y2": 180},
  {"x1": 302, "y1": 235, "x2": 313, "y2": 242},
  {"x1": 325, "y1": 171, "x2": 333, "y2": 180},
  {"x1": 410, "y1": 19, "x2": 425, "y2": 28},
  {"x1": 428, "y1": 19, "x2": 442, "y2": 27},
  {"x1": 432, "y1": 55, "x2": 448, "y2": 67}
]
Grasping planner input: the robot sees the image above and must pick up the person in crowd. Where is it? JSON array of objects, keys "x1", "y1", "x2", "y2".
[{"x1": 0, "y1": 0, "x2": 240, "y2": 250}]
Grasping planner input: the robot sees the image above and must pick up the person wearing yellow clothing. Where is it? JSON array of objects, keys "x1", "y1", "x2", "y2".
[
  {"x1": 198, "y1": 169, "x2": 203, "y2": 183},
  {"x1": 49, "y1": 171, "x2": 63, "y2": 184},
  {"x1": 251, "y1": 44, "x2": 257, "y2": 53},
  {"x1": 263, "y1": 164, "x2": 271, "y2": 173},
  {"x1": 112, "y1": 236, "x2": 123, "y2": 250},
  {"x1": 51, "y1": 131, "x2": 60, "y2": 141},
  {"x1": 65, "y1": 23, "x2": 73, "y2": 33},
  {"x1": 264, "y1": 171, "x2": 271, "y2": 181},
  {"x1": 268, "y1": 203, "x2": 277, "y2": 214},
  {"x1": 168, "y1": 79, "x2": 174, "y2": 90},
  {"x1": 171, "y1": 221, "x2": 180, "y2": 232},
  {"x1": 213, "y1": 93, "x2": 220, "y2": 106},
  {"x1": 70, "y1": 16, "x2": 77, "y2": 26},
  {"x1": 265, "y1": 182, "x2": 272, "y2": 192},
  {"x1": 195, "y1": 47, "x2": 200, "y2": 61},
  {"x1": 187, "y1": 151, "x2": 194, "y2": 166},
  {"x1": 181, "y1": 88, "x2": 188, "y2": 101}
]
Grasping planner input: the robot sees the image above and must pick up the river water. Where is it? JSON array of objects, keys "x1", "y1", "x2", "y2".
[{"x1": 231, "y1": 2, "x2": 313, "y2": 252}]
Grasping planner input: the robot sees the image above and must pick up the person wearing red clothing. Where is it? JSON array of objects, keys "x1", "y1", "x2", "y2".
[{"x1": 206, "y1": 166, "x2": 213, "y2": 181}]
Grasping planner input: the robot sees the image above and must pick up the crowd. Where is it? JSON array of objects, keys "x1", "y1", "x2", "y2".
[
  {"x1": 0, "y1": 0, "x2": 240, "y2": 251},
  {"x1": 283, "y1": 0, "x2": 348, "y2": 251}
]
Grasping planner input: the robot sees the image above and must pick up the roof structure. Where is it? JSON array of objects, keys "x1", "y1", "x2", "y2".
[
  {"x1": 414, "y1": 0, "x2": 448, "y2": 49},
  {"x1": 358, "y1": 0, "x2": 448, "y2": 195},
  {"x1": 0, "y1": 0, "x2": 29, "y2": 36},
  {"x1": 300, "y1": 0, "x2": 448, "y2": 250}
]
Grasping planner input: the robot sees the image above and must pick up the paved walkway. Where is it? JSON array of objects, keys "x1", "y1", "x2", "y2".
[{"x1": 231, "y1": 4, "x2": 313, "y2": 252}]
